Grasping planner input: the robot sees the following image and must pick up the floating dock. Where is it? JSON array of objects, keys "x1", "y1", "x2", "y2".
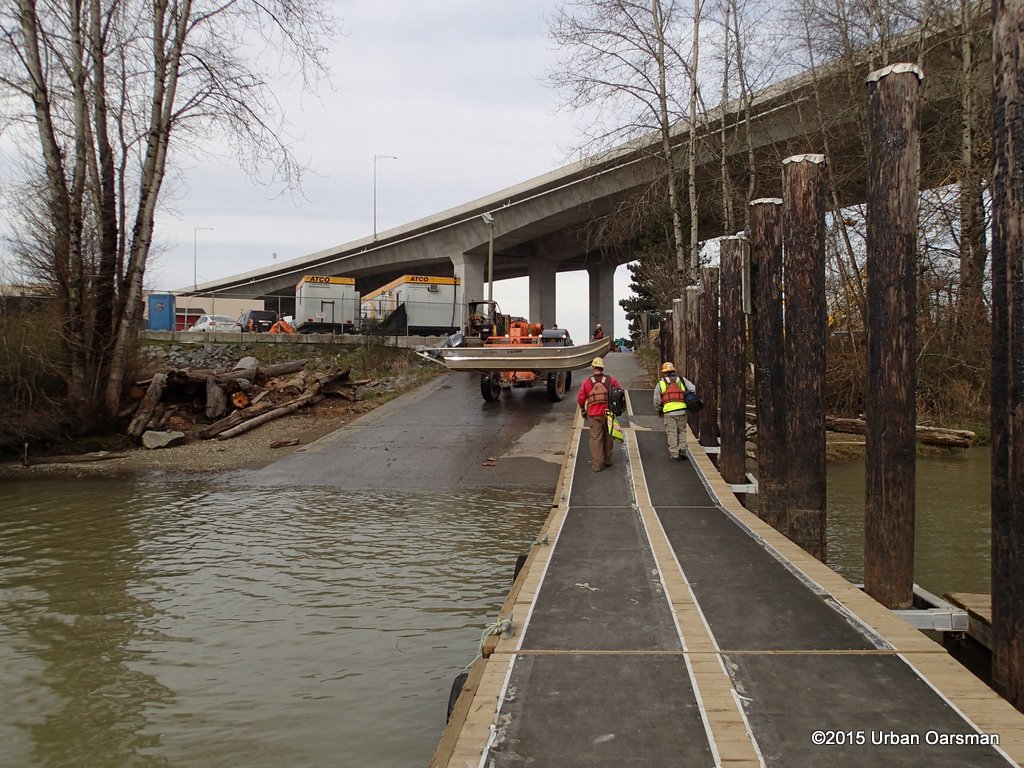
[{"x1": 431, "y1": 361, "x2": 1024, "y2": 767}]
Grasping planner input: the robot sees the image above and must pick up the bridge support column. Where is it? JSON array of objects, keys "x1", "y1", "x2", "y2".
[
  {"x1": 450, "y1": 253, "x2": 486, "y2": 330},
  {"x1": 528, "y1": 259, "x2": 557, "y2": 328},
  {"x1": 587, "y1": 264, "x2": 616, "y2": 338}
]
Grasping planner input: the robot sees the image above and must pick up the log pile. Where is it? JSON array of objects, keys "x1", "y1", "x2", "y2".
[{"x1": 125, "y1": 358, "x2": 367, "y2": 442}]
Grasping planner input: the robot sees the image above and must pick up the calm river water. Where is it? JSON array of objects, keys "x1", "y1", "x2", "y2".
[
  {"x1": 826, "y1": 447, "x2": 992, "y2": 595},
  {"x1": 0, "y1": 478, "x2": 552, "y2": 768},
  {"x1": 0, "y1": 448, "x2": 991, "y2": 767}
]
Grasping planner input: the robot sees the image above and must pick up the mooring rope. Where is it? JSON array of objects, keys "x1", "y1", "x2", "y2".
[{"x1": 462, "y1": 614, "x2": 514, "y2": 672}]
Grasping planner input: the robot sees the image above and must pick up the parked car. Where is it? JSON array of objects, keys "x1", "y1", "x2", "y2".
[
  {"x1": 188, "y1": 314, "x2": 241, "y2": 332},
  {"x1": 238, "y1": 309, "x2": 279, "y2": 333}
]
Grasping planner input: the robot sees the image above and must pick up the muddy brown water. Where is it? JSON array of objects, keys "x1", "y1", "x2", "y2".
[{"x1": 0, "y1": 479, "x2": 551, "y2": 768}]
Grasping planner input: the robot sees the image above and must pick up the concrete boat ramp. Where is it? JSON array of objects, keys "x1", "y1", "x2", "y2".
[{"x1": 431, "y1": 356, "x2": 1024, "y2": 768}]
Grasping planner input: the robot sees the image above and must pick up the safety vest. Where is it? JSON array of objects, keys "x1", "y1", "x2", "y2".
[
  {"x1": 659, "y1": 377, "x2": 687, "y2": 413},
  {"x1": 586, "y1": 375, "x2": 609, "y2": 410},
  {"x1": 606, "y1": 412, "x2": 624, "y2": 443}
]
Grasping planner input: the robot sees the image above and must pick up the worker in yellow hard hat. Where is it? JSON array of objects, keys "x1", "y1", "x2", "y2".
[
  {"x1": 577, "y1": 355, "x2": 622, "y2": 471},
  {"x1": 654, "y1": 360, "x2": 696, "y2": 461}
]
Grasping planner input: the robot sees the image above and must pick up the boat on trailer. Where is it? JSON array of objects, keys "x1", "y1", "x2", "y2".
[
  {"x1": 418, "y1": 331, "x2": 612, "y2": 402},
  {"x1": 420, "y1": 335, "x2": 610, "y2": 372}
]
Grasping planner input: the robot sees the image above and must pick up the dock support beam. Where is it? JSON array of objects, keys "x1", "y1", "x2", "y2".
[
  {"x1": 990, "y1": 0, "x2": 1024, "y2": 713},
  {"x1": 782, "y1": 155, "x2": 828, "y2": 562},
  {"x1": 699, "y1": 267, "x2": 720, "y2": 451},
  {"x1": 864, "y1": 64, "x2": 922, "y2": 610},
  {"x1": 719, "y1": 237, "x2": 747, "y2": 486},
  {"x1": 750, "y1": 198, "x2": 788, "y2": 533}
]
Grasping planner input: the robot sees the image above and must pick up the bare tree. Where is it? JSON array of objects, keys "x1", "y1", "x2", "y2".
[
  {"x1": 685, "y1": 0, "x2": 704, "y2": 280},
  {"x1": 0, "y1": 0, "x2": 336, "y2": 428},
  {"x1": 548, "y1": 0, "x2": 701, "y2": 277}
]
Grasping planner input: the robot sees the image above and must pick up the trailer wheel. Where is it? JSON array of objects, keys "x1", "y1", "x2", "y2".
[
  {"x1": 547, "y1": 371, "x2": 566, "y2": 401},
  {"x1": 481, "y1": 372, "x2": 502, "y2": 402}
]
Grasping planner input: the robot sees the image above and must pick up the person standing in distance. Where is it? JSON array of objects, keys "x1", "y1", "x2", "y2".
[
  {"x1": 592, "y1": 323, "x2": 604, "y2": 340},
  {"x1": 653, "y1": 361, "x2": 695, "y2": 461},
  {"x1": 577, "y1": 356, "x2": 621, "y2": 472}
]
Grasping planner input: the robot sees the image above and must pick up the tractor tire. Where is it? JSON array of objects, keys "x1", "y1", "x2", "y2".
[
  {"x1": 547, "y1": 371, "x2": 567, "y2": 401},
  {"x1": 481, "y1": 372, "x2": 502, "y2": 402}
]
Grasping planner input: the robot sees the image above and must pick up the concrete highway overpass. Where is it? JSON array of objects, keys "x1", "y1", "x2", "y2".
[{"x1": 185, "y1": 21, "x2": 986, "y2": 331}]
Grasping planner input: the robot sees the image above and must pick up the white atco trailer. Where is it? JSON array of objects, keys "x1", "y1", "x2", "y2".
[
  {"x1": 360, "y1": 275, "x2": 461, "y2": 336},
  {"x1": 295, "y1": 275, "x2": 360, "y2": 333}
]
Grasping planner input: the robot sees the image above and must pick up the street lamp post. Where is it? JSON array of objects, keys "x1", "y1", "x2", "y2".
[
  {"x1": 373, "y1": 154, "x2": 397, "y2": 239},
  {"x1": 193, "y1": 226, "x2": 213, "y2": 291},
  {"x1": 481, "y1": 213, "x2": 495, "y2": 302}
]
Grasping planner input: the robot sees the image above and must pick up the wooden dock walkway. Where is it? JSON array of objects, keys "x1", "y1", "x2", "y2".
[{"x1": 431, "y1": 358, "x2": 1024, "y2": 768}]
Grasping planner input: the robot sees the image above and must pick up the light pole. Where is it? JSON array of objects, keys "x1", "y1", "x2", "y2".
[
  {"x1": 373, "y1": 154, "x2": 397, "y2": 239},
  {"x1": 193, "y1": 226, "x2": 213, "y2": 291}
]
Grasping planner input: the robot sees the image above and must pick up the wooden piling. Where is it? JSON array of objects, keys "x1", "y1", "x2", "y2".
[
  {"x1": 863, "y1": 64, "x2": 922, "y2": 609},
  {"x1": 686, "y1": 286, "x2": 701, "y2": 438},
  {"x1": 719, "y1": 237, "x2": 747, "y2": 486},
  {"x1": 672, "y1": 297, "x2": 685, "y2": 371},
  {"x1": 990, "y1": 0, "x2": 1024, "y2": 712},
  {"x1": 749, "y1": 199, "x2": 788, "y2": 533},
  {"x1": 699, "y1": 267, "x2": 721, "y2": 450},
  {"x1": 660, "y1": 314, "x2": 672, "y2": 364},
  {"x1": 782, "y1": 155, "x2": 828, "y2": 562}
]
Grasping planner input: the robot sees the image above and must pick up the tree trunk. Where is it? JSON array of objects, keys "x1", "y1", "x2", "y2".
[
  {"x1": 652, "y1": 0, "x2": 689, "y2": 276},
  {"x1": 687, "y1": 0, "x2": 702, "y2": 282}
]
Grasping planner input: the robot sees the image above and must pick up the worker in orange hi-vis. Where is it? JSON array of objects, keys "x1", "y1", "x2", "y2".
[{"x1": 577, "y1": 356, "x2": 621, "y2": 472}]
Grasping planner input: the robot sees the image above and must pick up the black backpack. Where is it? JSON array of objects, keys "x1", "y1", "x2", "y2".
[{"x1": 608, "y1": 383, "x2": 626, "y2": 417}]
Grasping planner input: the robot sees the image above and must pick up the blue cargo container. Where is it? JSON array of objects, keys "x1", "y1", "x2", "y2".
[{"x1": 147, "y1": 293, "x2": 176, "y2": 331}]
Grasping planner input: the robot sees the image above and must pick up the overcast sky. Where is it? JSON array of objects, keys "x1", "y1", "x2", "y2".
[{"x1": 150, "y1": 0, "x2": 633, "y2": 342}]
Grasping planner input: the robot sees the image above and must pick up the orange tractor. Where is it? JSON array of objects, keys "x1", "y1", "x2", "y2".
[{"x1": 477, "y1": 317, "x2": 575, "y2": 402}]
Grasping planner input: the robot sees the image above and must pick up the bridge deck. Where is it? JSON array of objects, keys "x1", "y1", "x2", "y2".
[{"x1": 434, "y1": 359, "x2": 1024, "y2": 767}]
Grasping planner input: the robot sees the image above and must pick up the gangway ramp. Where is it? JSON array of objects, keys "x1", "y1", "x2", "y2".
[{"x1": 432, "y1": 360, "x2": 1024, "y2": 767}]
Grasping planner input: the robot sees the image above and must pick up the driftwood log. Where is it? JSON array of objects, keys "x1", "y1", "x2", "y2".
[
  {"x1": 199, "y1": 401, "x2": 277, "y2": 439},
  {"x1": 825, "y1": 416, "x2": 976, "y2": 448},
  {"x1": 216, "y1": 389, "x2": 324, "y2": 439},
  {"x1": 128, "y1": 372, "x2": 168, "y2": 440},
  {"x1": 23, "y1": 450, "x2": 130, "y2": 466},
  {"x1": 742, "y1": 407, "x2": 976, "y2": 449},
  {"x1": 205, "y1": 375, "x2": 229, "y2": 420}
]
